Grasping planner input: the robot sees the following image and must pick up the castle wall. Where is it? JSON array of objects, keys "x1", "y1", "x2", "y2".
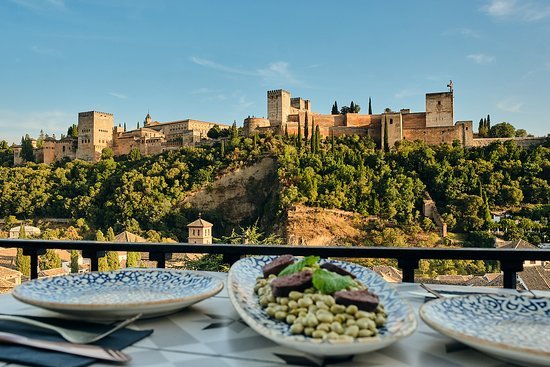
[
  {"x1": 381, "y1": 113, "x2": 403, "y2": 148},
  {"x1": 243, "y1": 117, "x2": 270, "y2": 136},
  {"x1": 403, "y1": 124, "x2": 464, "y2": 145},
  {"x1": 35, "y1": 140, "x2": 56, "y2": 164},
  {"x1": 267, "y1": 89, "x2": 290, "y2": 131},
  {"x1": 54, "y1": 138, "x2": 77, "y2": 161},
  {"x1": 470, "y1": 136, "x2": 547, "y2": 148},
  {"x1": 426, "y1": 92, "x2": 453, "y2": 127},
  {"x1": 76, "y1": 111, "x2": 114, "y2": 162},
  {"x1": 402, "y1": 112, "x2": 427, "y2": 129}
]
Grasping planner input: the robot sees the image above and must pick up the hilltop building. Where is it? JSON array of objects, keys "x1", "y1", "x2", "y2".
[
  {"x1": 187, "y1": 216, "x2": 213, "y2": 244},
  {"x1": 14, "y1": 112, "x2": 230, "y2": 165},
  {"x1": 244, "y1": 87, "x2": 474, "y2": 148}
]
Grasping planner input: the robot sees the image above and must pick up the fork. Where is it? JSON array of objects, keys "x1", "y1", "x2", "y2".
[{"x1": 0, "y1": 313, "x2": 142, "y2": 344}]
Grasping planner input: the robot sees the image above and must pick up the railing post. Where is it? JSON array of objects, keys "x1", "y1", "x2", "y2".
[
  {"x1": 82, "y1": 250, "x2": 106, "y2": 272},
  {"x1": 23, "y1": 248, "x2": 46, "y2": 279},
  {"x1": 150, "y1": 252, "x2": 172, "y2": 268},
  {"x1": 223, "y1": 254, "x2": 241, "y2": 266},
  {"x1": 501, "y1": 260, "x2": 523, "y2": 289},
  {"x1": 397, "y1": 257, "x2": 419, "y2": 283}
]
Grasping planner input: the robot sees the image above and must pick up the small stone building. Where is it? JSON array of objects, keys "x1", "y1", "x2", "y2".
[
  {"x1": 187, "y1": 217, "x2": 213, "y2": 244},
  {"x1": 9, "y1": 225, "x2": 41, "y2": 239}
]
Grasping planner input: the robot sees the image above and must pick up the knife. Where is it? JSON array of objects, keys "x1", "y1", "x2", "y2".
[{"x1": 0, "y1": 331, "x2": 131, "y2": 363}]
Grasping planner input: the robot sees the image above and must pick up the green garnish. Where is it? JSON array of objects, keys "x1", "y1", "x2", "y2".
[
  {"x1": 312, "y1": 268, "x2": 356, "y2": 294},
  {"x1": 278, "y1": 255, "x2": 320, "y2": 276}
]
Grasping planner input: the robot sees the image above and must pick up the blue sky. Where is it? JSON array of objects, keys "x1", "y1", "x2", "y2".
[{"x1": 0, "y1": 0, "x2": 549, "y2": 144}]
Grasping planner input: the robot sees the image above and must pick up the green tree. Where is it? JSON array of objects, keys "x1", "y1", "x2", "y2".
[
  {"x1": 304, "y1": 113, "x2": 309, "y2": 141},
  {"x1": 331, "y1": 101, "x2": 339, "y2": 115},
  {"x1": 70, "y1": 250, "x2": 79, "y2": 273},
  {"x1": 315, "y1": 125, "x2": 321, "y2": 153},
  {"x1": 490, "y1": 122, "x2": 515, "y2": 138},
  {"x1": 126, "y1": 251, "x2": 141, "y2": 268},
  {"x1": 21, "y1": 135, "x2": 35, "y2": 163},
  {"x1": 16, "y1": 248, "x2": 30, "y2": 277},
  {"x1": 39, "y1": 249, "x2": 61, "y2": 270},
  {"x1": 106, "y1": 251, "x2": 120, "y2": 270},
  {"x1": 368, "y1": 97, "x2": 372, "y2": 115},
  {"x1": 67, "y1": 124, "x2": 78, "y2": 137},
  {"x1": 515, "y1": 129, "x2": 528, "y2": 137},
  {"x1": 207, "y1": 125, "x2": 221, "y2": 139},
  {"x1": 128, "y1": 148, "x2": 141, "y2": 161},
  {"x1": 106, "y1": 227, "x2": 115, "y2": 241},
  {"x1": 101, "y1": 147, "x2": 114, "y2": 160}
]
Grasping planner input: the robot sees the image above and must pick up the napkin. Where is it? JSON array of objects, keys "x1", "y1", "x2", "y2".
[{"x1": 0, "y1": 315, "x2": 153, "y2": 367}]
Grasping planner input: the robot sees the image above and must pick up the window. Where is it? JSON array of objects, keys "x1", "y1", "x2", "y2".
[
  {"x1": 438, "y1": 101, "x2": 441, "y2": 105},
  {"x1": 390, "y1": 119, "x2": 393, "y2": 125}
]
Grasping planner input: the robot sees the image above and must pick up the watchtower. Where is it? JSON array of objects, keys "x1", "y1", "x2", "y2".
[
  {"x1": 267, "y1": 89, "x2": 291, "y2": 132},
  {"x1": 76, "y1": 111, "x2": 114, "y2": 162},
  {"x1": 425, "y1": 92, "x2": 454, "y2": 127}
]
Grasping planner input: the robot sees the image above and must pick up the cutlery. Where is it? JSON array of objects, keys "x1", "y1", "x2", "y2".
[
  {"x1": 0, "y1": 331, "x2": 130, "y2": 363},
  {"x1": 0, "y1": 313, "x2": 141, "y2": 343},
  {"x1": 419, "y1": 283, "x2": 444, "y2": 298}
]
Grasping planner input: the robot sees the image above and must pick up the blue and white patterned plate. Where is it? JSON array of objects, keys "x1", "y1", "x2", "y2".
[
  {"x1": 228, "y1": 256, "x2": 417, "y2": 356},
  {"x1": 420, "y1": 294, "x2": 550, "y2": 366},
  {"x1": 13, "y1": 269, "x2": 224, "y2": 320}
]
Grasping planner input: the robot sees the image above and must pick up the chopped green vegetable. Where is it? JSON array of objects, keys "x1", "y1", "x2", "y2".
[
  {"x1": 312, "y1": 268, "x2": 356, "y2": 294},
  {"x1": 278, "y1": 255, "x2": 320, "y2": 276}
]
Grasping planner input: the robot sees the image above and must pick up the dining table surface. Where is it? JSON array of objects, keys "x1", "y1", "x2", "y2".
[{"x1": 0, "y1": 271, "x2": 548, "y2": 367}]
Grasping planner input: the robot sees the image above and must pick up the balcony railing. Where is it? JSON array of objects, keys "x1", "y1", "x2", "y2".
[{"x1": 1, "y1": 239, "x2": 549, "y2": 289}]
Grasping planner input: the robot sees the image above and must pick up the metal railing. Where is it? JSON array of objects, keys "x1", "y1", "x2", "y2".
[{"x1": 1, "y1": 239, "x2": 549, "y2": 289}]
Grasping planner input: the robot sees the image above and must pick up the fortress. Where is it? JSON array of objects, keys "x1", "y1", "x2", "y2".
[
  {"x1": 243, "y1": 88, "x2": 474, "y2": 148},
  {"x1": 13, "y1": 85, "x2": 545, "y2": 165},
  {"x1": 14, "y1": 112, "x2": 230, "y2": 164}
]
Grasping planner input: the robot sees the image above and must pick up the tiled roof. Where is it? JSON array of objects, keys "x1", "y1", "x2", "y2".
[
  {"x1": 187, "y1": 218, "x2": 213, "y2": 227},
  {"x1": 518, "y1": 266, "x2": 550, "y2": 291},
  {"x1": 113, "y1": 231, "x2": 147, "y2": 243},
  {"x1": 371, "y1": 266, "x2": 402, "y2": 282},
  {"x1": 0, "y1": 266, "x2": 22, "y2": 279},
  {"x1": 497, "y1": 239, "x2": 538, "y2": 250},
  {"x1": 39, "y1": 268, "x2": 68, "y2": 277}
]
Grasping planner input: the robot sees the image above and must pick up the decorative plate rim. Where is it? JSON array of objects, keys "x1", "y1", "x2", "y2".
[
  {"x1": 419, "y1": 294, "x2": 550, "y2": 358},
  {"x1": 228, "y1": 255, "x2": 417, "y2": 354},
  {"x1": 12, "y1": 268, "x2": 224, "y2": 311}
]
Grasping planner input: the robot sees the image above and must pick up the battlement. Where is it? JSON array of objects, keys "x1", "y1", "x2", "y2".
[
  {"x1": 267, "y1": 89, "x2": 290, "y2": 97},
  {"x1": 78, "y1": 111, "x2": 114, "y2": 117}
]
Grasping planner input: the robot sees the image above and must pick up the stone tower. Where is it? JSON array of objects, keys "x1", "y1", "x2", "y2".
[
  {"x1": 76, "y1": 111, "x2": 114, "y2": 162},
  {"x1": 267, "y1": 89, "x2": 291, "y2": 133},
  {"x1": 425, "y1": 92, "x2": 454, "y2": 127},
  {"x1": 187, "y1": 216, "x2": 213, "y2": 244},
  {"x1": 144, "y1": 113, "x2": 152, "y2": 127}
]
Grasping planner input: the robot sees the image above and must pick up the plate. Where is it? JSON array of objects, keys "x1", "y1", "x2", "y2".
[
  {"x1": 228, "y1": 256, "x2": 417, "y2": 356},
  {"x1": 12, "y1": 269, "x2": 224, "y2": 320},
  {"x1": 420, "y1": 294, "x2": 550, "y2": 366}
]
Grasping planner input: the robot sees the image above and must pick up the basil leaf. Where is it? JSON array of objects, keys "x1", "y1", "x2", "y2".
[
  {"x1": 312, "y1": 268, "x2": 356, "y2": 294},
  {"x1": 278, "y1": 255, "x2": 320, "y2": 276}
]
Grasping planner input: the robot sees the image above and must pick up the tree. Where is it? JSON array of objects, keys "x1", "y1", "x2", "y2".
[
  {"x1": 285, "y1": 124, "x2": 289, "y2": 138},
  {"x1": 478, "y1": 118, "x2": 488, "y2": 137},
  {"x1": 368, "y1": 97, "x2": 372, "y2": 115},
  {"x1": 297, "y1": 120, "x2": 302, "y2": 149},
  {"x1": 16, "y1": 248, "x2": 30, "y2": 277},
  {"x1": 70, "y1": 250, "x2": 79, "y2": 273},
  {"x1": 515, "y1": 129, "x2": 528, "y2": 137},
  {"x1": 340, "y1": 106, "x2": 350, "y2": 114},
  {"x1": 304, "y1": 113, "x2": 309, "y2": 141},
  {"x1": 137, "y1": 121, "x2": 140, "y2": 129},
  {"x1": 331, "y1": 101, "x2": 339, "y2": 115},
  {"x1": 128, "y1": 147, "x2": 141, "y2": 161},
  {"x1": 36, "y1": 130, "x2": 45, "y2": 148},
  {"x1": 315, "y1": 125, "x2": 321, "y2": 153},
  {"x1": 207, "y1": 125, "x2": 221, "y2": 139},
  {"x1": 220, "y1": 140, "x2": 225, "y2": 157},
  {"x1": 106, "y1": 227, "x2": 115, "y2": 241},
  {"x1": 486, "y1": 114, "x2": 491, "y2": 130},
  {"x1": 21, "y1": 135, "x2": 35, "y2": 163},
  {"x1": 126, "y1": 251, "x2": 141, "y2": 268},
  {"x1": 101, "y1": 147, "x2": 114, "y2": 160},
  {"x1": 490, "y1": 122, "x2": 515, "y2": 138},
  {"x1": 39, "y1": 249, "x2": 61, "y2": 270},
  {"x1": 67, "y1": 124, "x2": 78, "y2": 137},
  {"x1": 106, "y1": 251, "x2": 120, "y2": 270}
]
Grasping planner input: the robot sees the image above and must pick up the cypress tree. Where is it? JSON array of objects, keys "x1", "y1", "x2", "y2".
[
  {"x1": 350, "y1": 101, "x2": 355, "y2": 113},
  {"x1": 315, "y1": 125, "x2": 321, "y2": 153},
  {"x1": 297, "y1": 120, "x2": 302, "y2": 149},
  {"x1": 137, "y1": 121, "x2": 140, "y2": 129},
  {"x1": 331, "y1": 101, "x2": 339, "y2": 115},
  {"x1": 16, "y1": 248, "x2": 30, "y2": 277},
  {"x1": 310, "y1": 123, "x2": 315, "y2": 152},
  {"x1": 368, "y1": 97, "x2": 372, "y2": 115},
  {"x1": 123, "y1": 122, "x2": 127, "y2": 132},
  {"x1": 220, "y1": 140, "x2": 225, "y2": 157},
  {"x1": 486, "y1": 114, "x2": 491, "y2": 130},
  {"x1": 284, "y1": 124, "x2": 289, "y2": 138},
  {"x1": 70, "y1": 250, "x2": 79, "y2": 273},
  {"x1": 304, "y1": 112, "x2": 309, "y2": 141},
  {"x1": 253, "y1": 133, "x2": 258, "y2": 149}
]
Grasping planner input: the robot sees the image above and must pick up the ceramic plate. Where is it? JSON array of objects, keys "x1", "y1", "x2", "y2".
[
  {"x1": 420, "y1": 294, "x2": 550, "y2": 366},
  {"x1": 228, "y1": 256, "x2": 417, "y2": 356},
  {"x1": 13, "y1": 269, "x2": 224, "y2": 320}
]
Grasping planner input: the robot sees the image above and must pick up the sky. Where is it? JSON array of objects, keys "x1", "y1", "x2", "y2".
[{"x1": 0, "y1": 0, "x2": 549, "y2": 145}]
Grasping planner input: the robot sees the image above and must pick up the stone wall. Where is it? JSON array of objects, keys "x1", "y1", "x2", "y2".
[
  {"x1": 470, "y1": 136, "x2": 547, "y2": 148},
  {"x1": 76, "y1": 111, "x2": 114, "y2": 162},
  {"x1": 402, "y1": 112, "x2": 427, "y2": 129},
  {"x1": 426, "y1": 92, "x2": 453, "y2": 127}
]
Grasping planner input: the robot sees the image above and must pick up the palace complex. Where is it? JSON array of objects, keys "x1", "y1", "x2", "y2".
[{"x1": 12, "y1": 86, "x2": 545, "y2": 165}]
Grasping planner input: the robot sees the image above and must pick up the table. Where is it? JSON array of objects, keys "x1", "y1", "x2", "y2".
[{"x1": 0, "y1": 273, "x2": 548, "y2": 367}]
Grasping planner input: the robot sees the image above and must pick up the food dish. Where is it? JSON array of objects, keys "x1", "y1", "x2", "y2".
[
  {"x1": 228, "y1": 256, "x2": 417, "y2": 356},
  {"x1": 420, "y1": 293, "x2": 550, "y2": 366},
  {"x1": 12, "y1": 269, "x2": 224, "y2": 320}
]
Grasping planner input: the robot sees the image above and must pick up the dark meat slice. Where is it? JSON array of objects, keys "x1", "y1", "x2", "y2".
[
  {"x1": 334, "y1": 289, "x2": 380, "y2": 312},
  {"x1": 320, "y1": 262, "x2": 356, "y2": 279},
  {"x1": 262, "y1": 254, "x2": 294, "y2": 278},
  {"x1": 270, "y1": 270, "x2": 313, "y2": 297}
]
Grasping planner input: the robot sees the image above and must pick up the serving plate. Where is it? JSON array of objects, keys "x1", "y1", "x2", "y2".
[
  {"x1": 13, "y1": 269, "x2": 224, "y2": 320},
  {"x1": 228, "y1": 256, "x2": 417, "y2": 356},
  {"x1": 420, "y1": 294, "x2": 550, "y2": 366}
]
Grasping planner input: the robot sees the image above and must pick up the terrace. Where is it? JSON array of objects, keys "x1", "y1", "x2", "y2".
[{"x1": 0, "y1": 239, "x2": 549, "y2": 366}]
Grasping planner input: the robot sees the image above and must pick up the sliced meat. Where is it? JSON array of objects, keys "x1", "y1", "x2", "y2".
[
  {"x1": 320, "y1": 262, "x2": 356, "y2": 279},
  {"x1": 334, "y1": 289, "x2": 380, "y2": 312},
  {"x1": 262, "y1": 254, "x2": 294, "y2": 278},
  {"x1": 270, "y1": 270, "x2": 313, "y2": 297}
]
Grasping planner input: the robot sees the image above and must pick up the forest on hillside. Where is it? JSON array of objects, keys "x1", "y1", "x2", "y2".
[{"x1": 0, "y1": 134, "x2": 548, "y2": 248}]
